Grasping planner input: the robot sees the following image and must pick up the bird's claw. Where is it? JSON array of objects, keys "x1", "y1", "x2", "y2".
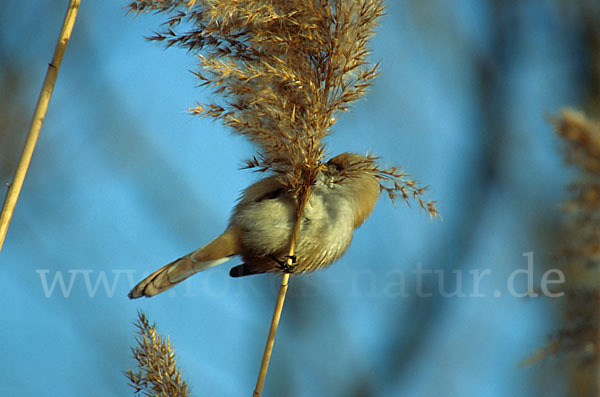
[{"x1": 270, "y1": 255, "x2": 297, "y2": 273}]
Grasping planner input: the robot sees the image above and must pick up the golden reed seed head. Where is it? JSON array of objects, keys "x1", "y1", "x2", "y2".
[{"x1": 127, "y1": 0, "x2": 436, "y2": 216}]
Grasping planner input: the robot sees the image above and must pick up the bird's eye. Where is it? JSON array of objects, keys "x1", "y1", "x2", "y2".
[
  {"x1": 329, "y1": 162, "x2": 343, "y2": 172},
  {"x1": 257, "y1": 188, "x2": 284, "y2": 202}
]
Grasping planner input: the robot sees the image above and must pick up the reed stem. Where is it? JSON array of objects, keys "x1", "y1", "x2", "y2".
[
  {"x1": 0, "y1": 0, "x2": 81, "y2": 252},
  {"x1": 253, "y1": 187, "x2": 313, "y2": 396}
]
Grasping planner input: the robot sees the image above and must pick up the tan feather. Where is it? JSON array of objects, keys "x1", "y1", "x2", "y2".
[{"x1": 129, "y1": 226, "x2": 242, "y2": 298}]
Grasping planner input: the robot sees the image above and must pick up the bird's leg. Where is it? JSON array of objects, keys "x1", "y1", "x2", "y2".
[{"x1": 270, "y1": 255, "x2": 297, "y2": 273}]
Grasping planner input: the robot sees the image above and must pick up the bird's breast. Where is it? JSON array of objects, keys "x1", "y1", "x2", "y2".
[{"x1": 231, "y1": 187, "x2": 355, "y2": 272}]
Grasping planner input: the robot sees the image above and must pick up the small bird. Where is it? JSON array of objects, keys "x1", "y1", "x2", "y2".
[{"x1": 128, "y1": 152, "x2": 381, "y2": 298}]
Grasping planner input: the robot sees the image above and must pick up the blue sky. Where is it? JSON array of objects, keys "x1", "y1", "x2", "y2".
[{"x1": 0, "y1": 1, "x2": 588, "y2": 396}]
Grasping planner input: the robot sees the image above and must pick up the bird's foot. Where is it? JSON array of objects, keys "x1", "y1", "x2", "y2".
[{"x1": 270, "y1": 255, "x2": 297, "y2": 274}]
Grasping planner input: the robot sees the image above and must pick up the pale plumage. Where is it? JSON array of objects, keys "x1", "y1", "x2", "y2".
[{"x1": 128, "y1": 152, "x2": 380, "y2": 298}]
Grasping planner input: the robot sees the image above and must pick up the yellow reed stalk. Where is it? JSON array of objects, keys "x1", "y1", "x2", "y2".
[
  {"x1": 253, "y1": 187, "x2": 313, "y2": 396},
  {"x1": 0, "y1": 0, "x2": 81, "y2": 252}
]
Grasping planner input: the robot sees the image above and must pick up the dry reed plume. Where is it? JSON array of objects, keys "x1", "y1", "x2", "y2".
[
  {"x1": 553, "y1": 110, "x2": 599, "y2": 385},
  {"x1": 127, "y1": 0, "x2": 437, "y2": 215},
  {"x1": 126, "y1": 311, "x2": 190, "y2": 397},
  {"x1": 552, "y1": 109, "x2": 599, "y2": 354},
  {"x1": 524, "y1": 109, "x2": 600, "y2": 394}
]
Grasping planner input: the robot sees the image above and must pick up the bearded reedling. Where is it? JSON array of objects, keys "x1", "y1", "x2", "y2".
[{"x1": 129, "y1": 152, "x2": 381, "y2": 298}]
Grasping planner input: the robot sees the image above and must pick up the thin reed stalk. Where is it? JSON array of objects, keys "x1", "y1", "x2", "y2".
[
  {"x1": 253, "y1": 187, "x2": 314, "y2": 396},
  {"x1": 253, "y1": 272, "x2": 290, "y2": 396},
  {"x1": 0, "y1": 0, "x2": 81, "y2": 252}
]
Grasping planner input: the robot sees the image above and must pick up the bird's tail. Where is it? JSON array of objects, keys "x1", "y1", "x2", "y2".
[
  {"x1": 128, "y1": 226, "x2": 241, "y2": 299},
  {"x1": 128, "y1": 254, "x2": 230, "y2": 298}
]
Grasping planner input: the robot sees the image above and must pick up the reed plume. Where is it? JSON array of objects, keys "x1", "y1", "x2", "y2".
[
  {"x1": 554, "y1": 109, "x2": 599, "y2": 363},
  {"x1": 523, "y1": 109, "x2": 600, "y2": 394},
  {"x1": 127, "y1": 0, "x2": 437, "y2": 215},
  {"x1": 126, "y1": 311, "x2": 190, "y2": 397}
]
